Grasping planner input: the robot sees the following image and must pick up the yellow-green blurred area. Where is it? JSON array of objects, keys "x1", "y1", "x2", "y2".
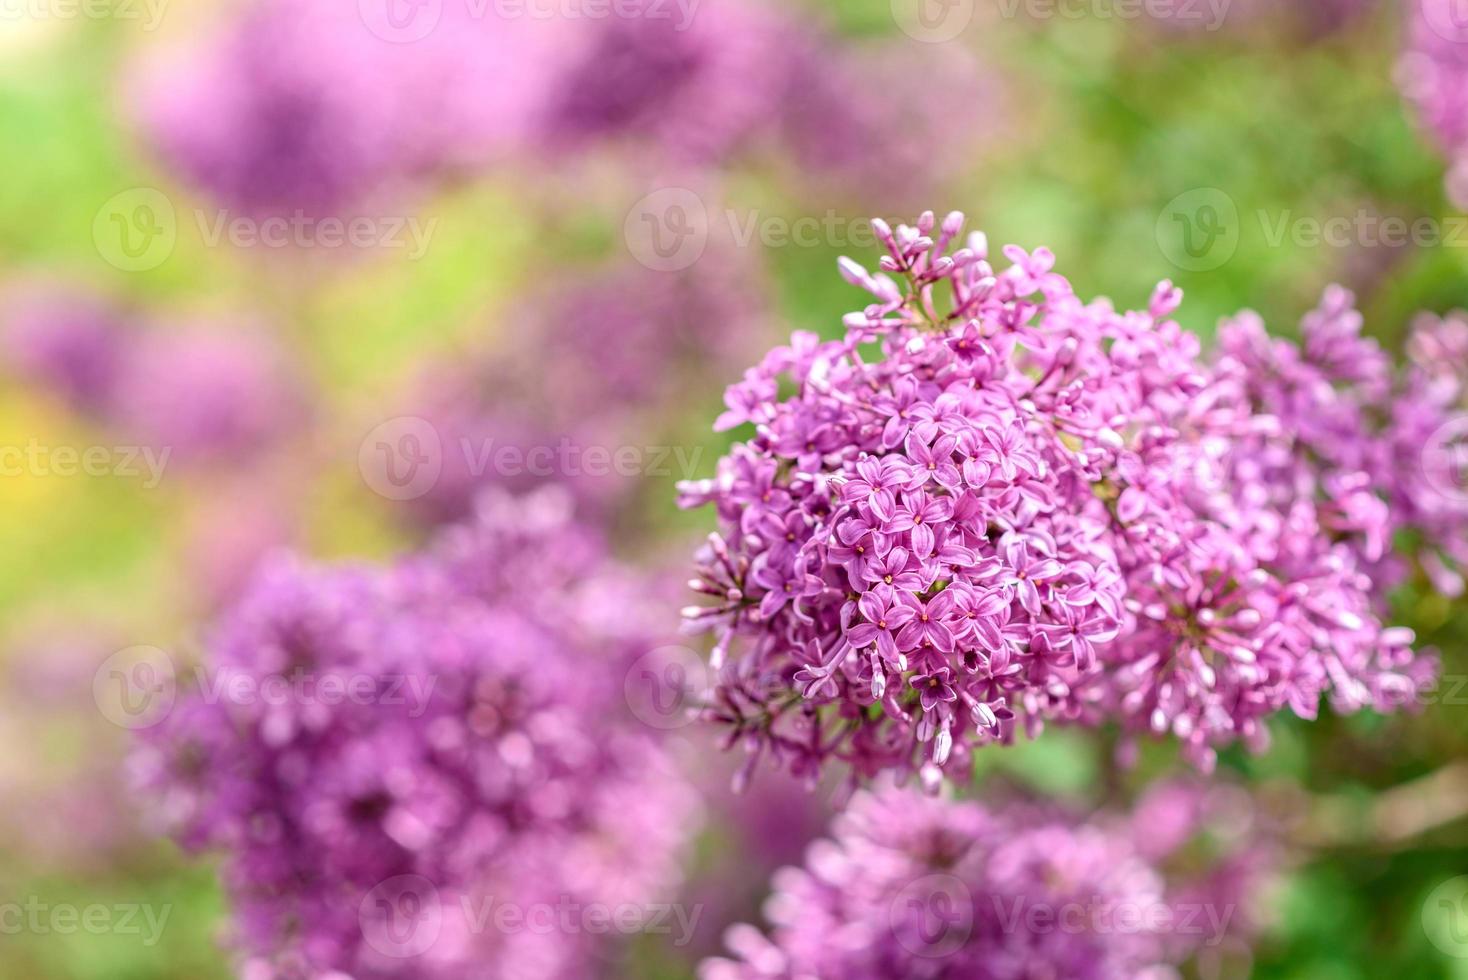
[{"x1": 1, "y1": 0, "x2": 1467, "y2": 977}]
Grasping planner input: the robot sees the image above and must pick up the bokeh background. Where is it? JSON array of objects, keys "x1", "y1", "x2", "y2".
[{"x1": 1, "y1": 0, "x2": 1467, "y2": 976}]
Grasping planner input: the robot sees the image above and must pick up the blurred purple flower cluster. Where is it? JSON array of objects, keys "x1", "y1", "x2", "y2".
[
  {"x1": 1401, "y1": 0, "x2": 1468, "y2": 208},
  {"x1": 6, "y1": 284, "x2": 304, "y2": 464},
  {"x1": 701, "y1": 779, "x2": 1275, "y2": 979},
  {"x1": 681, "y1": 211, "x2": 1438, "y2": 788},
  {"x1": 1216, "y1": 288, "x2": 1468, "y2": 599},
  {"x1": 130, "y1": 0, "x2": 572, "y2": 217},
  {"x1": 131, "y1": 0, "x2": 998, "y2": 215},
  {"x1": 133, "y1": 490, "x2": 699, "y2": 978},
  {"x1": 398, "y1": 250, "x2": 768, "y2": 526}
]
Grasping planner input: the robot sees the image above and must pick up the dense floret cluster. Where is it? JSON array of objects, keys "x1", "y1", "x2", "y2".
[
  {"x1": 681, "y1": 212, "x2": 1436, "y2": 785},
  {"x1": 130, "y1": 0, "x2": 568, "y2": 216},
  {"x1": 134, "y1": 491, "x2": 698, "y2": 978},
  {"x1": 1217, "y1": 291, "x2": 1468, "y2": 598},
  {"x1": 1400, "y1": 0, "x2": 1468, "y2": 207},
  {"x1": 700, "y1": 782, "x2": 1272, "y2": 979},
  {"x1": 5, "y1": 285, "x2": 303, "y2": 464}
]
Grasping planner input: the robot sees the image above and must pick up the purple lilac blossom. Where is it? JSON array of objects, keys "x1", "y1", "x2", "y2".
[
  {"x1": 134, "y1": 489, "x2": 699, "y2": 978},
  {"x1": 541, "y1": 0, "x2": 997, "y2": 202},
  {"x1": 397, "y1": 255, "x2": 767, "y2": 527},
  {"x1": 131, "y1": 0, "x2": 573, "y2": 217},
  {"x1": 680, "y1": 211, "x2": 1436, "y2": 788},
  {"x1": 675, "y1": 742, "x2": 836, "y2": 957},
  {"x1": 1390, "y1": 310, "x2": 1468, "y2": 593},
  {"x1": 540, "y1": 0, "x2": 797, "y2": 164},
  {"x1": 1400, "y1": 0, "x2": 1468, "y2": 208},
  {"x1": 108, "y1": 322, "x2": 305, "y2": 464},
  {"x1": 4, "y1": 282, "x2": 130, "y2": 412},
  {"x1": 4, "y1": 290, "x2": 303, "y2": 464},
  {"x1": 700, "y1": 783, "x2": 1270, "y2": 979},
  {"x1": 1217, "y1": 289, "x2": 1468, "y2": 600},
  {"x1": 1128, "y1": 777, "x2": 1281, "y2": 967},
  {"x1": 0, "y1": 619, "x2": 149, "y2": 870}
]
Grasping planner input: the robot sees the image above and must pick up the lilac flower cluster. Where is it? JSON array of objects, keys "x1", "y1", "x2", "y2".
[
  {"x1": 700, "y1": 783, "x2": 1270, "y2": 979},
  {"x1": 681, "y1": 211, "x2": 1435, "y2": 787},
  {"x1": 134, "y1": 490, "x2": 698, "y2": 978},
  {"x1": 1388, "y1": 311, "x2": 1468, "y2": 588},
  {"x1": 401, "y1": 253, "x2": 767, "y2": 526},
  {"x1": 1217, "y1": 288, "x2": 1468, "y2": 600},
  {"x1": 130, "y1": 0, "x2": 570, "y2": 217},
  {"x1": 133, "y1": 0, "x2": 997, "y2": 217},
  {"x1": 540, "y1": 0, "x2": 795, "y2": 165},
  {"x1": 5, "y1": 283, "x2": 127, "y2": 413},
  {"x1": 1400, "y1": 0, "x2": 1468, "y2": 208},
  {"x1": 5, "y1": 285, "x2": 304, "y2": 464},
  {"x1": 1129, "y1": 777, "x2": 1281, "y2": 965}
]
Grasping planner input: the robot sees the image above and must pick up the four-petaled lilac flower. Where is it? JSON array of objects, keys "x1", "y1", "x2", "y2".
[
  {"x1": 897, "y1": 590, "x2": 957, "y2": 656},
  {"x1": 905, "y1": 431, "x2": 963, "y2": 492},
  {"x1": 909, "y1": 666, "x2": 958, "y2": 711},
  {"x1": 1003, "y1": 537, "x2": 1064, "y2": 616},
  {"x1": 846, "y1": 588, "x2": 915, "y2": 663},
  {"x1": 753, "y1": 556, "x2": 824, "y2": 619}
]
